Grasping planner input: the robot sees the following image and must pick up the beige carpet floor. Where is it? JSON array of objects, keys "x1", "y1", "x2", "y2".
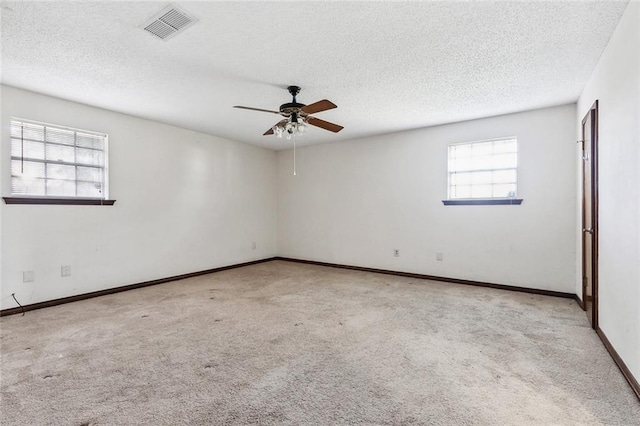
[{"x1": 1, "y1": 260, "x2": 639, "y2": 425}]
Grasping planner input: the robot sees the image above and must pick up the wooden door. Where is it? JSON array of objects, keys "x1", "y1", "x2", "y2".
[{"x1": 581, "y1": 101, "x2": 598, "y2": 328}]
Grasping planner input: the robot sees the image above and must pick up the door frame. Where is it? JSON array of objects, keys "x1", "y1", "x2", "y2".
[{"x1": 581, "y1": 100, "x2": 599, "y2": 329}]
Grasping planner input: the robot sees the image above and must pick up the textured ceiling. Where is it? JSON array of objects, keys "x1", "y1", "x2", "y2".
[{"x1": 0, "y1": 1, "x2": 629, "y2": 150}]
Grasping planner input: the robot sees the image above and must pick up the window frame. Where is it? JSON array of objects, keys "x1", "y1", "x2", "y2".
[
  {"x1": 4, "y1": 118, "x2": 115, "y2": 206},
  {"x1": 443, "y1": 136, "x2": 523, "y2": 206}
]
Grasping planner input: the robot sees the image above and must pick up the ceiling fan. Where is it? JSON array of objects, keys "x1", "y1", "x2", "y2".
[{"x1": 234, "y1": 86, "x2": 344, "y2": 138}]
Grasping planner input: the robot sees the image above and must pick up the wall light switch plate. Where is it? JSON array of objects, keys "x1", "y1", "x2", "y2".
[
  {"x1": 23, "y1": 271, "x2": 34, "y2": 283},
  {"x1": 61, "y1": 265, "x2": 71, "y2": 277},
  {"x1": 436, "y1": 252, "x2": 444, "y2": 261}
]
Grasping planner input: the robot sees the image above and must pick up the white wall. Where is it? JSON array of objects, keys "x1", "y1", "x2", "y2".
[
  {"x1": 278, "y1": 104, "x2": 577, "y2": 292},
  {"x1": 577, "y1": 1, "x2": 639, "y2": 381},
  {"x1": 0, "y1": 85, "x2": 3, "y2": 304},
  {"x1": 0, "y1": 85, "x2": 277, "y2": 310}
]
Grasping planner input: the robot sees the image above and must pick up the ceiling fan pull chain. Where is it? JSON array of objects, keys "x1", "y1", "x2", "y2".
[{"x1": 293, "y1": 133, "x2": 297, "y2": 176}]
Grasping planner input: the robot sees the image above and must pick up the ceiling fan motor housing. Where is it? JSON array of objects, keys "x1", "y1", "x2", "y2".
[
  {"x1": 280, "y1": 86, "x2": 305, "y2": 117},
  {"x1": 279, "y1": 102, "x2": 306, "y2": 116}
]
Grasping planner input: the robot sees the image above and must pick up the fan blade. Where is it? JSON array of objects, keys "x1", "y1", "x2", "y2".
[
  {"x1": 263, "y1": 120, "x2": 288, "y2": 136},
  {"x1": 301, "y1": 99, "x2": 337, "y2": 115},
  {"x1": 307, "y1": 116, "x2": 344, "y2": 133},
  {"x1": 234, "y1": 106, "x2": 281, "y2": 114}
]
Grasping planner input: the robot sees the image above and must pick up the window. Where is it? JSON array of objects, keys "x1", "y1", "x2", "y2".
[
  {"x1": 446, "y1": 137, "x2": 522, "y2": 205},
  {"x1": 10, "y1": 119, "x2": 109, "y2": 200}
]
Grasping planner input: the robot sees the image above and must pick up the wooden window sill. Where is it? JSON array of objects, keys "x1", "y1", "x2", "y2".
[
  {"x1": 3, "y1": 197, "x2": 116, "y2": 206},
  {"x1": 442, "y1": 199, "x2": 523, "y2": 206}
]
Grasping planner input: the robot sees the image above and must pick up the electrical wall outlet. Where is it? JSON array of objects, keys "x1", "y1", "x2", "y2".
[
  {"x1": 61, "y1": 265, "x2": 71, "y2": 277},
  {"x1": 394, "y1": 249, "x2": 400, "y2": 257},
  {"x1": 252, "y1": 242, "x2": 257, "y2": 250},
  {"x1": 436, "y1": 252, "x2": 444, "y2": 261},
  {"x1": 22, "y1": 271, "x2": 34, "y2": 283}
]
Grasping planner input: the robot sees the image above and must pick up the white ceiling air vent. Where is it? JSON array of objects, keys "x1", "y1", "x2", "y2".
[{"x1": 142, "y1": 5, "x2": 197, "y2": 41}]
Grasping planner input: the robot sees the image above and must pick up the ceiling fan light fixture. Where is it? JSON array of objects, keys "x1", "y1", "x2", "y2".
[{"x1": 273, "y1": 116, "x2": 308, "y2": 139}]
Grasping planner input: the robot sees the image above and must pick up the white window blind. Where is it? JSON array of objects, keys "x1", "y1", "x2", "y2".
[
  {"x1": 10, "y1": 119, "x2": 108, "y2": 199},
  {"x1": 448, "y1": 138, "x2": 518, "y2": 199}
]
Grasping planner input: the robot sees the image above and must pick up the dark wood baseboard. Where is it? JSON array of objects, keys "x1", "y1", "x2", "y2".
[
  {"x1": 274, "y1": 257, "x2": 576, "y2": 299},
  {"x1": 0, "y1": 257, "x2": 276, "y2": 317},
  {"x1": 574, "y1": 294, "x2": 585, "y2": 309},
  {"x1": 2, "y1": 255, "x2": 578, "y2": 314},
  {"x1": 596, "y1": 328, "x2": 640, "y2": 401}
]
